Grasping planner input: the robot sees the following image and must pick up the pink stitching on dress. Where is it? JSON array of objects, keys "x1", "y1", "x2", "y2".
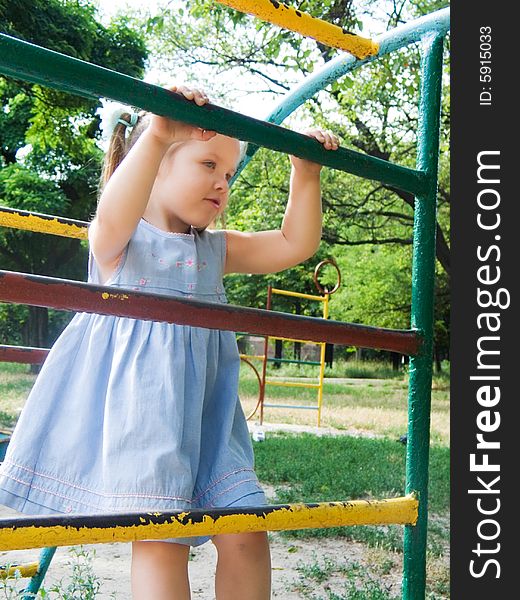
[
  {"x1": 1, "y1": 472, "x2": 100, "y2": 510},
  {"x1": 3, "y1": 459, "x2": 193, "y2": 503},
  {"x1": 207, "y1": 478, "x2": 261, "y2": 507},
  {"x1": 192, "y1": 467, "x2": 254, "y2": 502}
]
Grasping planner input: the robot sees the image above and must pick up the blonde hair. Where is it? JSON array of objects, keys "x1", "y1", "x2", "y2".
[
  {"x1": 99, "y1": 113, "x2": 246, "y2": 197},
  {"x1": 99, "y1": 111, "x2": 148, "y2": 193}
]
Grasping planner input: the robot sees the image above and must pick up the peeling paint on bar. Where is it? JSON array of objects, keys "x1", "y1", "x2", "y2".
[
  {"x1": 0, "y1": 496, "x2": 418, "y2": 551},
  {"x1": 0, "y1": 206, "x2": 88, "y2": 239},
  {"x1": 216, "y1": 0, "x2": 379, "y2": 58}
]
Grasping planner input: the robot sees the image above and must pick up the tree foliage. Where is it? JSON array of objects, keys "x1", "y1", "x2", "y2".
[
  {"x1": 0, "y1": 0, "x2": 148, "y2": 349},
  {"x1": 142, "y1": 0, "x2": 450, "y2": 360}
]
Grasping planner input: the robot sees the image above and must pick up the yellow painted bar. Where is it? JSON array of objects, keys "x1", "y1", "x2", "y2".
[
  {"x1": 317, "y1": 293, "x2": 329, "y2": 426},
  {"x1": 0, "y1": 496, "x2": 418, "y2": 551},
  {"x1": 0, "y1": 206, "x2": 88, "y2": 239},
  {"x1": 271, "y1": 287, "x2": 326, "y2": 302},
  {"x1": 270, "y1": 336, "x2": 326, "y2": 345},
  {"x1": 215, "y1": 0, "x2": 379, "y2": 59},
  {"x1": 239, "y1": 353, "x2": 266, "y2": 361},
  {"x1": 0, "y1": 561, "x2": 39, "y2": 579},
  {"x1": 265, "y1": 379, "x2": 320, "y2": 389}
]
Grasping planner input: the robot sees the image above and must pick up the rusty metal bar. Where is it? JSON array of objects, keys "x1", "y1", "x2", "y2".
[
  {"x1": 0, "y1": 345, "x2": 49, "y2": 364},
  {"x1": 0, "y1": 270, "x2": 422, "y2": 355}
]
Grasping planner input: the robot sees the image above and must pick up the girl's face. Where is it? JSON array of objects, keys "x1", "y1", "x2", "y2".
[{"x1": 150, "y1": 134, "x2": 241, "y2": 233}]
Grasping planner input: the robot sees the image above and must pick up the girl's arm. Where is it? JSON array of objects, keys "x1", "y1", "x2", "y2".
[
  {"x1": 89, "y1": 86, "x2": 213, "y2": 276},
  {"x1": 224, "y1": 128, "x2": 339, "y2": 275}
]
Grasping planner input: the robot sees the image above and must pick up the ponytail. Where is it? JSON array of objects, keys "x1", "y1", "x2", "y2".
[{"x1": 98, "y1": 111, "x2": 148, "y2": 194}]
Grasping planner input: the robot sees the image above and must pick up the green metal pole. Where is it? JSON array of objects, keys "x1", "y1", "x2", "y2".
[
  {"x1": 0, "y1": 33, "x2": 427, "y2": 196},
  {"x1": 23, "y1": 546, "x2": 57, "y2": 599},
  {"x1": 402, "y1": 33, "x2": 445, "y2": 600}
]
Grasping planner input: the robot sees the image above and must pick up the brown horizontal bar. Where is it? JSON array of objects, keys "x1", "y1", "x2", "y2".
[
  {"x1": 0, "y1": 270, "x2": 422, "y2": 355},
  {"x1": 0, "y1": 344, "x2": 49, "y2": 364}
]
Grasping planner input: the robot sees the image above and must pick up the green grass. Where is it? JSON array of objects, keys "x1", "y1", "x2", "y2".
[
  {"x1": 0, "y1": 363, "x2": 37, "y2": 427},
  {"x1": 0, "y1": 360, "x2": 450, "y2": 597},
  {"x1": 239, "y1": 358, "x2": 450, "y2": 444},
  {"x1": 255, "y1": 432, "x2": 449, "y2": 565}
]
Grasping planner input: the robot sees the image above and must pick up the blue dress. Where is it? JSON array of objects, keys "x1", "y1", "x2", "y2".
[{"x1": 0, "y1": 219, "x2": 265, "y2": 546}]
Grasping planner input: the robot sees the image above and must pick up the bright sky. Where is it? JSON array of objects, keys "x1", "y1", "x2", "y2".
[
  {"x1": 94, "y1": 0, "x2": 282, "y2": 118},
  {"x1": 93, "y1": 0, "x2": 385, "y2": 121}
]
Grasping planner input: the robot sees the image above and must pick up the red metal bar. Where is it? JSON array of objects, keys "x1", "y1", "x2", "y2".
[
  {"x1": 0, "y1": 270, "x2": 422, "y2": 355},
  {"x1": 0, "y1": 345, "x2": 49, "y2": 364}
]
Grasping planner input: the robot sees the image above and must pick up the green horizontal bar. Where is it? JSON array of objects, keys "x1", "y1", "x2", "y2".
[
  {"x1": 268, "y1": 357, "x2": 322, "y2": 366},
  {"x1": 0, "y1": 33, "x2": 427, "y2": 196}
]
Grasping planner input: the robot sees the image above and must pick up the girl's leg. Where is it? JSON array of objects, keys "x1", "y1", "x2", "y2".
[
  {"x1": 212, "y1": 532, "x2": 271, "y2": 600},
  {"x1": 131, "y1": 540, "x2": 191, "y2": 600}
]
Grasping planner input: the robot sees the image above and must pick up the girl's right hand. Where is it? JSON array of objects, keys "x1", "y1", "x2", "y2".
[{"x1": 147, "y1": 84, "x2": 216, "y2": 145}]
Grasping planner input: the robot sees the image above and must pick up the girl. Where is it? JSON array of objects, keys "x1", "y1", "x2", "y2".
[{"x1": 0, "y1": 84, "x2": 339, "y2": 599}]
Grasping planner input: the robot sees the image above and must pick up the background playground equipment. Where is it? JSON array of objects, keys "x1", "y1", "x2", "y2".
[
  {"x1": 257, "y1": 259, "x2": 341, "y2": 427},
  {"x1": 215, "y1": 0, "x2": 380, "y2": 58},
  {"x1": 0, "y1": 4, "x2": 449, "y2": 599}
]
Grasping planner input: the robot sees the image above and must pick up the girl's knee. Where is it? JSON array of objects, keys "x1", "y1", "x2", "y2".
[
  {"x1": 213, "y1": 531, "x2": 270, "y2": 559},
  {"x1": 132, "y1": 540, "x2": 190, "y2": 563}
]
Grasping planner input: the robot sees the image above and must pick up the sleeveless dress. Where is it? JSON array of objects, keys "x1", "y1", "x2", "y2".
[{"x1": 0, "y1": 219, "x2": 266, "y2": 546}]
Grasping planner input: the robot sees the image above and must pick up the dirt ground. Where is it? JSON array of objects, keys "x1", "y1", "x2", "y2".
[
  {"x1": 0, "y1": 505, "x2": 403, "y2": 599},
  {"x1": 0, "y1": 424, "x2": 405, "y2": 598}
]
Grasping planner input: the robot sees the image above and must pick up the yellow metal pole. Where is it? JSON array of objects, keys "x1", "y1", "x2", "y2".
[
  {"x1": 0, "y1": 562, "x2": 39, "y2": 579},
  {"x1": 0, "y1": 496, "x2": 418, "y2": 551},
  {"x1": 269, "y1": 335, "x2": 324, "y2": 345},
  {"x1": 215, "y1": 0, "x2": 379, "y2": 59},
  {"x1": 265, "y1": 380, "x2": 320, "y2": 389},
  {"x1": 270, "y1": 288, "x2": 326, "y2": 302},
  {"x1": 0, "y1": 206, "x2": 88, "y2": 239},
  {"x1": 317, "y1": 293, "x2": 330, "y2": 426}
]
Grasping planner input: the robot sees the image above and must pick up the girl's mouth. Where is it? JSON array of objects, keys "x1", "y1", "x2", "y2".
[{"x1": 205, "y1": 198, "x2": 221, "y2": 209}]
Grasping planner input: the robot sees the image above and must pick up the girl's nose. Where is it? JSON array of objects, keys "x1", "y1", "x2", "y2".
[{"x1": 214, "y1": 176, "x2": 229, "y2": 192}]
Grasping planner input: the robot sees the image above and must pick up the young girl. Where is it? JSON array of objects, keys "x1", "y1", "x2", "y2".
[{"x1": 0, "y1": 84, "x2": 339, "y2": 599}]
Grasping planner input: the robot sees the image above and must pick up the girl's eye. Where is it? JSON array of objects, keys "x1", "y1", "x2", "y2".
[{"x1": 203, "y1": 161, "x2": 216, "y2": 169}]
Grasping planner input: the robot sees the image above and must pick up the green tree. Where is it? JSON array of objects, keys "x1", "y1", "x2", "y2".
[
  {"x1": 142, "y1": 0, "x2": 450, "y2": 360},
  {"x1": 0, "y1": 0, "x2": 147, "y2": 352}
]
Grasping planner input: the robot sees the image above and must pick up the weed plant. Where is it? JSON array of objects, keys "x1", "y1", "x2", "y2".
[{"x1": 0, "y1": 547, "x2": 114, "y2": 599}]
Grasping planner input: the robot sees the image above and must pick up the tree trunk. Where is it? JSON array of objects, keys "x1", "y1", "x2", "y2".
[
  {"x1": 325, "y1": 343, "x2": 334, "y2": 368},
  {"x1": 22, "y1": 306, "x2": 49, "y2": 374},
  {"x1": 434, "y1": 345, "x2": 442, "y2": 373},
  {"x1": 274, "y1": 339, "x2": 283, "y2": 369},
  {"x1": 391, "y1": 352, "x2": 401, "y2": 372}
]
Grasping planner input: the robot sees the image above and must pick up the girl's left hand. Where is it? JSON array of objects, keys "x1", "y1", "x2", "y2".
[{"x1": 290, "y1": 128, "x2": 340, "y2": 175}]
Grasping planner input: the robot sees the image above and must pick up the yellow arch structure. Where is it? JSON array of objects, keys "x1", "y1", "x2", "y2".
[{"x1": 215, "y1": 0, "x2": 379, "y2": 59}]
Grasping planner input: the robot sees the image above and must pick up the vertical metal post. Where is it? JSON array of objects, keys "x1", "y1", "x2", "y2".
[
  {"x1": 259, "y1": 285, "x2": 273, "y2": 424},
  {"x1": 402, "y1": 33, "x2": 444, "y2": 600},
  {"x1": 23, "y1": 546, "x2": 57, "y2": 599},
  {"x1": 317, "y1": 293, "x2": 330, "y2": 426}
]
